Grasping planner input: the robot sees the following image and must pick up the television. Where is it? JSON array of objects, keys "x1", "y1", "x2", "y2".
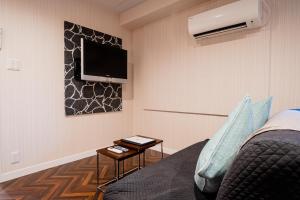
[{"x1": 78, "y1": 38, "x2": 127, "y2": 83}]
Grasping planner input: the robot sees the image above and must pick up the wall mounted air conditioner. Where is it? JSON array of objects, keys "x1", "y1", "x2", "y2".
[{"x1": 188, "y1": 0, "x2": 270, "y2": 39}]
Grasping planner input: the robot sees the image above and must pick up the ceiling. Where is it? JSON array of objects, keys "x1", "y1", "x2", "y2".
[{"x1": 94, "y1": 0, "x2": 147, "y2": 12}]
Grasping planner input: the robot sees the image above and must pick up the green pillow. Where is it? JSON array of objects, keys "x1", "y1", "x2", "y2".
[
  {"x1": 194, "y1": 96, "x2": 254, "y2": 192},
  {"x1": 194, "y1": 96, "x2": 273, "y2": 193},
  {"x1": 252, "y1": 97, "x2": 273, "y2": 130}
]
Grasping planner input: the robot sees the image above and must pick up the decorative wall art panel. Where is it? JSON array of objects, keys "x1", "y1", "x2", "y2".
[{"x1": 64, "y1": 21, "x2": 122, "y2": 116}]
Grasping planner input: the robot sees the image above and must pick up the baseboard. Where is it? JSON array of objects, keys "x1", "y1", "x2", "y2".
[
  {"x1": 0, "y1": 145, "x2": 179, "y2": 183},
  {"x1": 0, "y1": 149, "x2": 97, "y2": 183},
  {"x1": 150, "y1": 146, "x2": 178, "y2": 155}
]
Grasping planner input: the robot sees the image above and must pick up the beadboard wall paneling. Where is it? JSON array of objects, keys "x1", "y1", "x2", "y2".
[
  {"x1": 132, "y1": 0, "x2": 300, "y2": 150},
  {"x1": 0, "y1": 0, "x2": 132, "y2": 174},
  {"x1": 140, "y1": 110, "x2": 227, "y2": 150},
  {"x1": 133, "y1": 0, "x2": 270, "y2": 115},
  {"x1": 269, "y1": 0, "x2": 300, "y2": 112},
  {"x1": 0, "y1": 0, "x2": 3, "y2": 175}
]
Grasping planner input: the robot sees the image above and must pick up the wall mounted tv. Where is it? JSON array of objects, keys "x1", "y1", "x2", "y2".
[{"x1": 77, "y1": 38, "x2": 127, "y2": 83}]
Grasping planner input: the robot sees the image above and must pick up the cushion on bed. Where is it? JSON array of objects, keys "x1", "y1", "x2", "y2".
[
  {"x1": 252, "y1": 97, "x2": 272, "y2": 130},
  {"x1": 194, "y1": 96, "x2": 254, "y2": 193}
]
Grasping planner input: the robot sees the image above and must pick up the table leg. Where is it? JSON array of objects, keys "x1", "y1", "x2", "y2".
[
  {"x1": 94, "y1": 190, "x2": 99, "y2": 200},
  {"x1": 161, "y1": 142, "x2": 164, "y2": 159},
  {"x1": 114, "y1": 160, "x2": 116, "y2": 177},
  {"x1": 122, "y1": 160, "x2": 125, "y2": 176},
  {"x1": 96, "y1": 153, "x2": 99, "y2": 186},
  {"x1": 143, "y1": 151, "x2": 146, "y2": 167},
  {"x1": 117, "y1": 161, "x2": 120, "y2": 180},
  {"x1": 138, "y1": 153, "x2": 141, "y2": 169}
]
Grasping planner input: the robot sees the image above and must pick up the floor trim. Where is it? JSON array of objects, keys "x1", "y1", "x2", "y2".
[
  {"x1": 0, "y1": 145, "x2": 176, "y2": 183},
  {"x1": 150, "y1": 146, "x2": 178, "y2": 155},
  {"x1": 0, "y1": 149, "x2": 97, "y2": 183}
]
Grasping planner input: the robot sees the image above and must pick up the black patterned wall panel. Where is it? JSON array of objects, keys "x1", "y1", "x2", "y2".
[{"x1": 64, "y1": 21, "x2": 122, "y2": 116}]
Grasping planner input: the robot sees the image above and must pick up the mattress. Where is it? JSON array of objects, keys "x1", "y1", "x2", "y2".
[{"x1": 104, "y1": 140, "x2": 216, "y2": 200}]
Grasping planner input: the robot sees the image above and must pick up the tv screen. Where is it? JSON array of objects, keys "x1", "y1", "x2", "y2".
[{"x1": 80, "y1": 38, "x2": 127, "y2": 83}]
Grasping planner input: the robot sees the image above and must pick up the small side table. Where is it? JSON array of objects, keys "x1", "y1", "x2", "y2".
[
  {"x1": 94, "y1": 136, "x2": 163, "y2": 200},
  {"x1": 96, "y1": 147, "x2": 139, "y2": 186},
  {"x1": 114, "y1": 136, "x2": 163, "y2": 168},
  {"x1": 94, "y1": 147, "x2": 140, "y2": 200}
]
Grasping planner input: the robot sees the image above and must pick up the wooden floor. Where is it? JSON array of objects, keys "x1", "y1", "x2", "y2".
[{"x1": 0, "y1": 150, "x2": 167, "y2": 200}]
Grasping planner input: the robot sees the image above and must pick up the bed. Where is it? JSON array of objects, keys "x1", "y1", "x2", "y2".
[{"x1": 104, "y1": 129, "x2": 300, "y2": 200}]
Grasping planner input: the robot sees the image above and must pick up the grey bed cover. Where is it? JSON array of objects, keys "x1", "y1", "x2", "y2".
[
  {"x1": 104, "y1": 139, "x2": 214, "y2": 200},
  {"x1": 216, "y1": 130, "x2": 300, "y2": 200}
]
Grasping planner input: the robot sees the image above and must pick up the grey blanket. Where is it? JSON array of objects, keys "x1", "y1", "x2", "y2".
[
  {"x1": 104, "y1": 140, "x2": 215, "y2": 200},
  {"x1": 217, "y1": 130, "x2": 300, "y2": 200}
]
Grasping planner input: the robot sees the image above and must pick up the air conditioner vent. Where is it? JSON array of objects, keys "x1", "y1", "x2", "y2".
[{"x1": 193, "y1": 22, "x2": 247, "y2": 39}]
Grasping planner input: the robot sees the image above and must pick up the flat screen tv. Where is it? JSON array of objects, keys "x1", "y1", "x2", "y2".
[{"x1": 79, "y1": 38, "x2": 127, "y2": 83}]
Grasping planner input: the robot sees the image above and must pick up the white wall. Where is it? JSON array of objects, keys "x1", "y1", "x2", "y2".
[
  {"x1": 0, "y1": 0, "x2": 132, "y2": 178},
  {"x1": 132, "y1": 0, "x2": 300, "y2": 151}
]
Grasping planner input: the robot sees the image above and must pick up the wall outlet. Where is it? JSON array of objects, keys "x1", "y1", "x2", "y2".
[
  {"x1": 11, "y1": 151, "x2": 20, "y2": 164},
  {"x1": 7, "y1": 58, "x2": 22, "y2": 71}
]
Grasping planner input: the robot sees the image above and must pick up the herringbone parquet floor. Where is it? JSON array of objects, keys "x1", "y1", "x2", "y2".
[{"x1": 0, "y1": 150, "x2": 167, "y2": 200}]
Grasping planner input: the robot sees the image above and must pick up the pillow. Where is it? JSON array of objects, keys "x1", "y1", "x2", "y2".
[
  {"x1": 194, "y1": 96, "x2": 254, "y2": 193},
  {"x1": 252, "y1": 97, "x2": 273, "y2": 130}
]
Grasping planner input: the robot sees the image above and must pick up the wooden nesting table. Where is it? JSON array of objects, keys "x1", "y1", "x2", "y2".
[
  {"x1": 95, "y1": 136, "x2": 163, "y2": 196},
  {"x1": 114, "y1": 136, "x2": 164, "y2": 169}
]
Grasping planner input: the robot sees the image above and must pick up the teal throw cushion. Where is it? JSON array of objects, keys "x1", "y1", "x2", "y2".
[
  {"x1": 252, "y1": 97, "x2": 273, "y2": 130},
  {"x1": 194, "y1": 96, "x2": 254, "y2": 193}
]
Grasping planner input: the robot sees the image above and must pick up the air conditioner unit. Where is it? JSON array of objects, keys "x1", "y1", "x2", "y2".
[{"x1": 188, "y1": 0, "x2": 270, "y2": 39}]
